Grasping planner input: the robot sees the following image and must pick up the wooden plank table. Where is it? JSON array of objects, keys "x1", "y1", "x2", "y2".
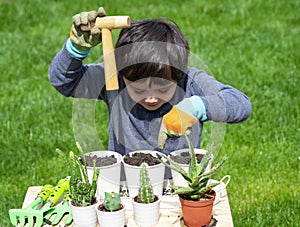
[{"x1": 20, "y1": 186, "x2": 234, "y2": 227}]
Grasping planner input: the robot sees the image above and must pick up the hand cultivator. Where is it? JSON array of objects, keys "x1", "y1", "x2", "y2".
[
  {"x1": 43, "y1": 192, "x2": 72, "y2": 226},
  {"x1": 9, "y1": 177, "x2": 71, "y2": 227}
]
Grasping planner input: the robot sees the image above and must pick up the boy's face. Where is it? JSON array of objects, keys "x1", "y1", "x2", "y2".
[{"x1": 123, "y1": 77, "x2": 177, "y2": 111}]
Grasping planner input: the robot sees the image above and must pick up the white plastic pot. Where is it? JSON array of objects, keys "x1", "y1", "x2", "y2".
[
  {"x1": 132, "y1": 196, "x2": 161, "y2": 227},
  {"x1": 86, "y1": 150, "x2": 122, "y2": 199},
  {"x1": 169, "y1": 148, "x2": 213, "y2": 187},
  {"x1": 122, "y1": 150, "x2": 165, "y2": 197},
  {"x1": 209, "y1": 175, "x2": 231, "y2": 204},
  {"x1": 96, "y1": 203, "x2": 125, "y2": 227},
  {"x1": 70, "y1": 201, "x2": 98, "y2": 227}
]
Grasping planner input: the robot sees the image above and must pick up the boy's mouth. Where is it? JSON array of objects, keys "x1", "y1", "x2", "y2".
[
  {"x1": 141, "y1": 102, "x2": 161, "y2": 110},
  {"x1": 146, "y1": 103, "x2": 157, "y2": 107}
]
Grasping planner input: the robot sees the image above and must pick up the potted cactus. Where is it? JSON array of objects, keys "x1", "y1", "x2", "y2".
[
  {"x1": 96, "y1": 192, "x2": 125, "y2": 227},
  {"x1": 158, "y1": 134, "x2": 228, "y2": 227},
  {"x1": 56, "y1": 142, "x2": 99, "y2": 227},
  {"x1": 132, "y1": 162, "x2": 161, "y2": 227},
  {"x1": 122, "y1": 150, "x2": 165, "y2": 197}
]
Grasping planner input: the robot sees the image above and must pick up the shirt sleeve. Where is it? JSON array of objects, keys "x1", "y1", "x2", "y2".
[
  {"x1": 186, "y1": 68, "x2": 252, "y2": 123},
  {"x1": 48, "y1": 40, "x2": 107, "y2": 100}
]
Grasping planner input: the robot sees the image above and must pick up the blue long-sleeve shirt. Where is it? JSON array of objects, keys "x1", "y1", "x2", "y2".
[{"x1": 49, "y1": 41, "x2": 252, "y2": 157}]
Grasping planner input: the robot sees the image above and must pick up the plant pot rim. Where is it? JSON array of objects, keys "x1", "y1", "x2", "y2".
[
  {"x1": 70, "y1": 199, "x2": 98, "y2": 208},
  {"x1": 170, "y1": 148, "x2": 208, "y2": 154},
  {"x1": 132, "y1": 195, "x2": 160, "y2": 205},
  {"x1": 85, "y1": 150, "x2": 122, "y2": 159},
  {"x1": 122, "y1": 150, "x2": 163, "y2": 168},
  {"x1": 123, "y1": 161, "x2": 164, "y2": 169},
  {"x1": 169, "y1": 148, "x2": 213, "y2": 166},
  {"x1": 85, "y1": 150, "x2": 122, "y2": 169},
  {"x1": 124, "y1": 150, "x2": 161, "y2": 156},
  {"x1": 178, "y1": 189, "x2": 216, "y2": 203},
  {"x1": 97, "y1": 203, "x2": 125, "y2": 212}
]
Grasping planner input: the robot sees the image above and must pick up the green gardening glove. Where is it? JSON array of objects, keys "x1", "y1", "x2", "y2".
[{"x1": 70, "y1": 7, "x2": 106, "y2": 51}]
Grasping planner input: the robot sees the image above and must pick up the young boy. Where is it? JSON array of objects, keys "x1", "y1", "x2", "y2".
[{"x1": 49, "y1": 7, "x2": 251, "y2": 158}]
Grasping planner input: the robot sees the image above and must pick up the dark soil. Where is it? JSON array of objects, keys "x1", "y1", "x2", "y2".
[
  {"x1": 170, "y1": 151, "x2": 204, "y2": 164},
  {"x1": 97, "y1": 203, "x2": 124, "y2": 212},
  {"x1": 179, "y1": 189, "x2": 216, "y2": 201},
  {"x1": 133, "y1": 195, "x2": 159, "y2": 203},
  {"x1": 123, "y1": 152, "x2": 161, "y2": 166},
  {"x1": 80, "y1": 154, "x2": 117, "y2": 167}
]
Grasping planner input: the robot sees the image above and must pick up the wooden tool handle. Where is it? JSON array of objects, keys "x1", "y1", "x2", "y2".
[
  {"x1": 101, "y1": 28, "x2": 119, "y2": 90},
  {"x1": 95, "y1": 16, "x2": 130, "y2": 29},
  {"x1": 99, "y1": 16, "x2": 130, "y2": 91}
]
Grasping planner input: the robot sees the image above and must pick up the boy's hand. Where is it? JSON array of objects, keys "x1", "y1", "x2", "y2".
[
  {"x1": 158, "y1": 97, "x2": 207, "y2": 149},
  {"x1": 70, "y1": 7, "x2": 106, "y2": 51}
]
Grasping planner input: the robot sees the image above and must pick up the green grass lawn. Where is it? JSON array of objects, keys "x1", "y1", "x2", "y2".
[{"x1": 1, "y1": 0, "x2": 299, "y2": 226}]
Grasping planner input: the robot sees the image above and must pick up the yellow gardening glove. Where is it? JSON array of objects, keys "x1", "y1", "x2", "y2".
[
  {"x1": 158, "y1": 96, "x2": 207, "y2": 149},
  {"x1": 70, "y1": 7, "x2": 106, "y2": 51}
]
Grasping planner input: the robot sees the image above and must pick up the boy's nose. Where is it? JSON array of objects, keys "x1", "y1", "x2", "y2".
[{"x1": 144, "y1": 96, "x2": 158, "y2": 103}]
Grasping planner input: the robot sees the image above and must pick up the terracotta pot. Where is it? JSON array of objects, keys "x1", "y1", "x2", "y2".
[{"x1": 179, "y1": 190, "x2": 216, "y2": 227}]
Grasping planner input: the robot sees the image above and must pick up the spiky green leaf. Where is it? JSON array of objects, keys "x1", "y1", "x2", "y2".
[{"x1": 185, "y1": 133, "x2": 198, "y2": 180}]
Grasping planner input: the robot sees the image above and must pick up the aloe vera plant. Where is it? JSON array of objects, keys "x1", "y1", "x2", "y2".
[
  {"x1": 159, "y1": 134, "x2": 227, "y2": 200},
  {"x1": 137, "y1": 162, "x2": 155, "y2": 203},
  {"x1": 56, "y1": 142, "x2": 100, "y2": 206}
]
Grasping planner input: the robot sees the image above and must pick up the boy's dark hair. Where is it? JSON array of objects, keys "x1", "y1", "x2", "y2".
[{"x1": 115, "y1": 18, "x2": 190, "y2": 83}]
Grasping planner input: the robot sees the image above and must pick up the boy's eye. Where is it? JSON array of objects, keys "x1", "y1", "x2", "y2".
[
  {"x1": 133, "y1": 89, "x2": 144, "y2": 94},
  {"x1": 158, "y1": 88, "x2": 170, "y2": 93}
]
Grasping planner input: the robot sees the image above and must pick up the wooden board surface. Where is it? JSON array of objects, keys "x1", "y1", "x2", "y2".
[{"x1": 19, "y1": 186, "x2": 234, "y2": 227}]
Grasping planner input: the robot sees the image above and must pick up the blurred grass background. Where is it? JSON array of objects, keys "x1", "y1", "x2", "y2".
[{"x1": 0, "y1": 0, "x2": 299, "y2": 226}]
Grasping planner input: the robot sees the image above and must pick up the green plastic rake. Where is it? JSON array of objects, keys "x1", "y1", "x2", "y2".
[
  {"x1": 9, "y1": 184, "x2": 54, "y2": 226},
  {"x1": 9, "y1": 177, "x2": 70, "y2": 227}
]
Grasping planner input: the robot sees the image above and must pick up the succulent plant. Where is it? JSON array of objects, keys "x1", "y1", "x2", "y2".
[
  {"x1": 137, "y1": 162, "x2": 155, "y2": 203},
  {"x1": 103, "y1": 192, "x2": 122, "y2": 211},
  {"x1": 56, "y1": 142, "x2": 99, "y2": 206},
  {"x1": 159, "y1": 133, "x2": 227, "y2": 200}
]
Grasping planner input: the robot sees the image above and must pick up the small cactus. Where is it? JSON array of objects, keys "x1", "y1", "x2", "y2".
[
  {"x1": 137, "y1": 163, "x2": 155, "y2": 203},
  {"x1": 103, "y1": 192, "x2": 122, "y2": 211}
]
